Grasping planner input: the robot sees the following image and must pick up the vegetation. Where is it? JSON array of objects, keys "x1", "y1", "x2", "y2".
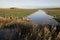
[
  {"x1": 0, "y1": 17, "x2": 60, "y2": 40},
  {"x1": 44, "y1": 9, "x2": 60, "y2": 16},
  {"x1": 0, "y1": 8, "x2": 38, "y2": 17},
  {"x1": 44, "y1": 8, "x2": 60, "y2": 23},
  {"x1": 0, "y1": 8, "x2": 60, "y2": 40},
  {"x1": 0, "y1": 8, "x2": 60, "y2": 17}
]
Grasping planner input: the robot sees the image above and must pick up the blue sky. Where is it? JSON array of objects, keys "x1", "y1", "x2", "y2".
[{"x1": 0, "y1": 0, "x2": 60, "y2": 8}]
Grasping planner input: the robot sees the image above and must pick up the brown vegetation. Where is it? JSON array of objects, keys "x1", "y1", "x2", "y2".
[{"x1": 0, "y1": 17, "x2": 60, "y2": 40}]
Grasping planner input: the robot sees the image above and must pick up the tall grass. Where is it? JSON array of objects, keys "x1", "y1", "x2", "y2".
[{"x1": 0, "y1": 17, "x2": 60, "y2": 40}]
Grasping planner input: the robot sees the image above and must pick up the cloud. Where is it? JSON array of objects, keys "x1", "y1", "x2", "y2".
[{"x1": 0, "y1": 0, "x2": 60, "y2": 8}]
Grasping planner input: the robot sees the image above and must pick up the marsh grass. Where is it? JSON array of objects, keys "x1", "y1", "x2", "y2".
[
  {"x1": 45, "y1": 9, "x2": 60, "y2": 16},
  {"x1": 0, "y1": 17, "x2": 60, "y2": 40},
  {"x1": 0, "y1": 8, "x2": 38, "y2": 17}
]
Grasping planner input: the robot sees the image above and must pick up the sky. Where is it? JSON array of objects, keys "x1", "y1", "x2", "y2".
[{"x1": 0, "y1": 0, "x2": 60, "y2": 8}]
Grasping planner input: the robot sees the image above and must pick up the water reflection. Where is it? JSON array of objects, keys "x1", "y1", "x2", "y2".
[{"x1": 28, "y1": 10, "x2": 59, "y2": 25}]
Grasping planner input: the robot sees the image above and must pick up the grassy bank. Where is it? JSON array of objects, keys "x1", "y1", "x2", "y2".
[
  {"x1": 44, "y1": 8, "x2": 60, "y2": 23},
  {"x1": 0, "y1": 8, "x2": 38, "y2": 17},
  {"x1": 44, "y1": 9, "x2": 60, "y2": 16}
]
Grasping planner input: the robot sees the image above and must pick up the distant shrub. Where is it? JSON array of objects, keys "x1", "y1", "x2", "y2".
[{"x1": 10, "y1": 7, "x2": 15, "y2": 9}]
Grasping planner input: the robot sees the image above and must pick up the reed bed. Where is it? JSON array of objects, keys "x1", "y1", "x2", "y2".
[{"x1": 0, "y1": 16, "x2": 60, "y2": 40}]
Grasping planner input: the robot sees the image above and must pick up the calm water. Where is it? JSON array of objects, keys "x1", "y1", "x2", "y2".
[{"x1": 28, "y1": 10, "x2": 59, "y2": 25}]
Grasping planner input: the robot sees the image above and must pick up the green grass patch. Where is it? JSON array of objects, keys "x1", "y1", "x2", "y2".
[{"x1": 0, "y1": 8, "x2": 38, "y2": 17}]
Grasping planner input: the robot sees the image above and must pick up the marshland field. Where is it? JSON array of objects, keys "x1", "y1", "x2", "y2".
[
  {"x1": 0, "y1": 8, "x2": 38, "y2": 17},
  {"x1": 0, "y1": 8, "x2": 60, "y2": 40},
  {"x1": 0, "y1": 8, "x2": 60, "y2": 17}
]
